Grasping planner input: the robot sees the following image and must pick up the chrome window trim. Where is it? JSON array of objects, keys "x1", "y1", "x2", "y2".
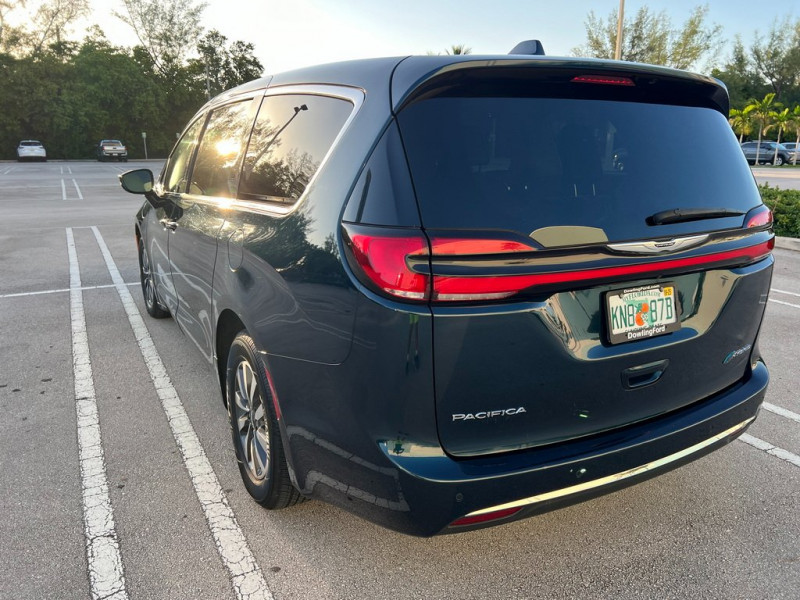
[
  {"x1": 461, "y1": 417, "x2": 754, "y2": 519},
  {"x1": 165, "y1": 84, "x2": 365, "y2": 217}
]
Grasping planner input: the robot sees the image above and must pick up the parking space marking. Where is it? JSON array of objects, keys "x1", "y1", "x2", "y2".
[
  {"x1": 73, "y1": 178, "x2": 84, "y2": 200},
  {"x1": 762, "y1": 402, "x2": 800, "y2": 424},
  {"x1": 769, "y1": 298, "x2": 800, "y2": 309},
  {"x1": 91, "y1": 226, "x2": 274, "y2": 600},
  {"x1": 739, "y1": 433, "x2": 800, "y2": 469},
  {"x1": 67, "y1": 165, "x2": 73, "y2": 174},
  {"x1": 2, "y1": 166, "x2": 14, "y2": 175},
  {"x1": 61, "y1": 178, "x2": 67, "y2": 200},
  {"x1": 0, "y1": 282, "x2": 137, "y2": 299},
  {"x1": 772, "y1": 288, "x2": 800, "y2": 297},
  {"x1": 67, "y1": 228, "x2": 129, "y2": 600}
]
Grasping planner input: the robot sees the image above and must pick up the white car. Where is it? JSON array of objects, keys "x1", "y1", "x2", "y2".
[{"x1": 17, "y1": 140, "x2": 47, "y2": 162}]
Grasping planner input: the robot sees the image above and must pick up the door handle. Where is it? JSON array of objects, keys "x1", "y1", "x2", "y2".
[
  {"x1": 160, "y1": 219, "x2": 178, "y2": 231},
  {"x1": 621, "y1": 359, "x2": 669, "y2": 390}
]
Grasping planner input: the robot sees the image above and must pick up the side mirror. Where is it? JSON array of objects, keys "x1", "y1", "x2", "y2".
[{"x1": 119, "y1": 169, "x2": 154, "y2": 194}]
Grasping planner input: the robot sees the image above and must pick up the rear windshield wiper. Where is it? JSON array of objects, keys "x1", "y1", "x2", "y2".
[{"x1": 647, "y1": 207, "x2": 745, "y2": 226}]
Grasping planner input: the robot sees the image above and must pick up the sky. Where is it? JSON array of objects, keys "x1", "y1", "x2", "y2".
[{"x1": 22, "y1": 0, "x2": 800, "y2": 74}]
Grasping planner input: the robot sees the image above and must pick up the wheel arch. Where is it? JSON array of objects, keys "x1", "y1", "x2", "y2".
[{"x1": 215, "y1": 309, "x2": 247, "y2": 406}]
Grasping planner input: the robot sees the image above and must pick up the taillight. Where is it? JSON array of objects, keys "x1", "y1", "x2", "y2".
[
  {"x1": 745, "y1": 205, "x2": 773, "y2": 229},
  {"x1": 346, "y1": 230, "x2": 429, "y2": 300},
  {"x1": 343, "y1": 224, "x2": 773, "y2": 304},
  {"x1": 343, "y1": 224, "x2": 538, "y2": 302},
  {"x1": 571, "y1": 75, "x2": 635, "y2": 86}
]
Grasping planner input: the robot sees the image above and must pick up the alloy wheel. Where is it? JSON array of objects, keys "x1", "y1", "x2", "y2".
[{"x1": 233, "y1": 359, "x2": 270, "y2": 481}]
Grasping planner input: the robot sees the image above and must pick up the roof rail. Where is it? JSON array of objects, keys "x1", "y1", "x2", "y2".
[{"x1": 508, "y1": 40, "x2": 546, "y2": 56}]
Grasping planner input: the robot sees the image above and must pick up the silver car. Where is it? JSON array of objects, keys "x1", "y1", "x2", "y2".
[
  {"x1": 740, "y1": 141, "x2": 791, "y2": 166},
  {"x1": 16, "y1": 140, "x2": 47, "y2": 162}
]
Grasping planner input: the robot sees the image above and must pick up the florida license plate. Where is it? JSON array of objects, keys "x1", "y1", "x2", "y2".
[{"x1": 606, "y1": 283, "x2": 680, "y2": 344}]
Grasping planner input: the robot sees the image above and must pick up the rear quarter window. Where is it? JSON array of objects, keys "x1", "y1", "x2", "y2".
[{"x1": 238, "y1": 93, "x2": 353, "y2": 206}]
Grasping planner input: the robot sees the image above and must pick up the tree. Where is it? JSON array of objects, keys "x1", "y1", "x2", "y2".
[
  {"x1": 445, "y1": 44, "x2": 471, "y2": 55},
  {"x1": 115, "y1": 0, "x2": 207, "y2": 77},
  {"x1": 190, "y1": 29, "x2": 262, "y2": 99},
  {"x1": 0, "y1": 0, "x2": 25, "y2": 46},
  {"x1": 728, "y1": 108, "x2": 752, "y2": 143},
  {"x1": 743, "y1": 93, "x2": 780, "y2": 164},
  {"x1": 766, "y1": 107, "x2": 792, "y2": 164},
  {"x1": 711, "y1": 38, "x2": 770, "y2": 110},
  {"x1": 30, "y1": 0, "x2": 89, "y2": 55},
  {"x1": 751, "y1": 17, "x2": 800, "y2": 101},
  {"x1": 790, "y1": 106, "x2": 800, "y2": 165},
  {"x1": 573, "y1": 4, "x2": 722, "y2": 71},
  {"x1": 427, "y1": 44, "x2": 472, "y2": 56}
]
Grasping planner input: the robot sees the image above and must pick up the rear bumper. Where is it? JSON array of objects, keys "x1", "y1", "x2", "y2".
[{"x1": 376, "y1": 359, "x2": 768, "y2": 536}]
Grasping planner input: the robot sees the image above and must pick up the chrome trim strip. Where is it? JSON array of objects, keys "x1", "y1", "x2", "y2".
[
  {"x1": 463, "y1": 417, "x2": 754, "y2": 518},
  {"x1": 607, "y1": 234, "x2": 709, "y2": 255}
]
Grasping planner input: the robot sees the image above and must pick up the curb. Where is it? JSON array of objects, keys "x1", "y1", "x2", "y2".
[{"x1": 776, "y1": 236, "x2": 800, "y2": 252}]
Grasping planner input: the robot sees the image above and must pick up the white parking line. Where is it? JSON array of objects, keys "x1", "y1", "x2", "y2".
[
  {"x1": 739, "y1": 433, "x2": 800, "y2": 469},
  {"x1": 61, "y1": 178, "x2": 67, "y2": 200},
  {"x1": 68, "y1": 165, "x2": 73, "y2": 175},
  {"x1": 73, "y1": 178, "x2": 84, "y2": 200},
  {"x1": 91, "y1": 226, "x2": 274, "y2": 600},
  {"x1": 772, "y1": 288, "x2": 800, "y2": 297},
  {"x1": 769, "y1": 298, "x2": 800, "y2": 309},
  {"x1": 762, "y1": 402, "x2": 800, "y2": 424},
  {"x1": 0, "y1": 283, "x2": 137, "y2": 299},
  {"x1": 66, "y1": 228, "x2": 129, "y2": 600}
]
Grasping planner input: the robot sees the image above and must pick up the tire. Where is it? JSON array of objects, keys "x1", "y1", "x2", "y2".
[
  {"x1": 226, "y1": 332, "x2": 303, "y2": 509},
  {"x1": 774, "y1": 156, "x2": 785, "y2": 166},
  {"x1": 138, "y1": 239, "x2": 170, "y2": 318}
]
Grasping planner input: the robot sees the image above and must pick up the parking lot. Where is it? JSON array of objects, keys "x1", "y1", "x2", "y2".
[{"x1": 1, "y1": 161, "x2": 798, "y2": 600}]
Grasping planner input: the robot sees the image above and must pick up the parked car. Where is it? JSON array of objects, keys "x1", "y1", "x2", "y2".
[
  {"x1": 96, "y1": 139, "x2": 128, "y2": 161},
  {"x1": 783, "y1": 142, "x2": 799, "y2": 163},
  {"x1": 120, "y1": 42, "x2": 774, "y2": 537},
  {"x1": 16, "y1": 139, "x2": 46, "y2": 161},
  {"x1": 740, "y1": 141, "x2": 791, "y2": 165}
]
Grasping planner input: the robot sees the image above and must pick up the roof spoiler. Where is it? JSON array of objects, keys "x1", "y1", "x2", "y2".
[{"x1": 508, "y1": 40, "x2": 545, "y2": 56}]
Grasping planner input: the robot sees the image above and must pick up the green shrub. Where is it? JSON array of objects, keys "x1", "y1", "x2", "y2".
[{"x1": 758, "y1": 184, "x2": 800, "y2": 238}]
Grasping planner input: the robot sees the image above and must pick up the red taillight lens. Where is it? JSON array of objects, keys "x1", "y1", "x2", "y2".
[
  {"x1": 745, "y1": 205, "x2": 773, "y2": 229},
  {"x1": 344, "y1": 224, "x2": 772, "y2": 304},
  {"x1": 571, "y1": 75, "x2": 635, "y2": 86},
  {"x1": 450, "y1": 507, "x2": 522, "y2": 527},
  {"x1": 428, "y1": 238, "x2": 535, "y2": 255},
  {"x1": 347, "y1": 231, "x2": 430, "y2": 300}
]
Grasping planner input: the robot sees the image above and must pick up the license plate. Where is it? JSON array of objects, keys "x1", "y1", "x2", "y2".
[{"x1": 606, "y1": 283, "x2": 680, "y2": 344}]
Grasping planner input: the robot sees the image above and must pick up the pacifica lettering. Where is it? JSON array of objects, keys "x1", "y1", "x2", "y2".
[{"x1": 452, "y1": 407, "x2": 527, "y2": 421}]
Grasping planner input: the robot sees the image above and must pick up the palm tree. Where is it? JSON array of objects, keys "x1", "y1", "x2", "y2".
[
  {"x1": 789, "y1": 106, "x2": 800, "y2": 166},
  {"x1": 743, "y1": 93, "x2": 780, "y2": 165},
  {"x1": 728, "y1": 108, "x2": 752, "y2": 143},
  {"x1": 445, "y1": 44, "x2": 472, "y2": 55},
  {"x1": 766, "y1": 107, "x2": 793, "y2": 165}
]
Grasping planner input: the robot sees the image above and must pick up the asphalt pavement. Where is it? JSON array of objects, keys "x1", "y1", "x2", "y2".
[{"x1": 0, "y1": 161, "x2": 798, "y2": 600}]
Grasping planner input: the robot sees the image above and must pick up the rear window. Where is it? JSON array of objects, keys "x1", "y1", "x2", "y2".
[
  {"x1": 398, "y1": 96, "x2": 761, "y2": 245},
  {"x1": 20, "y1": 141, "x2": 42, "y2": 146}
]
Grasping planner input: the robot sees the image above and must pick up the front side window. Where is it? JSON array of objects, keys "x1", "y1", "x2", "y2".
[
  {"x1": 162, "y1": 117, "x2": 205, "y2": 193},
  {"x1": 189, "y1": 100, "x2": 254, "y2": 198},
  {"x1": 239, "y1": 93, "x2": 352, "y2": 204}
]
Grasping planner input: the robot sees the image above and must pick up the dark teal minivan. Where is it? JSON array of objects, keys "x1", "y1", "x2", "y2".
[{"x1": 121, "y1": 44, "x2": 773, "y2": 536}]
